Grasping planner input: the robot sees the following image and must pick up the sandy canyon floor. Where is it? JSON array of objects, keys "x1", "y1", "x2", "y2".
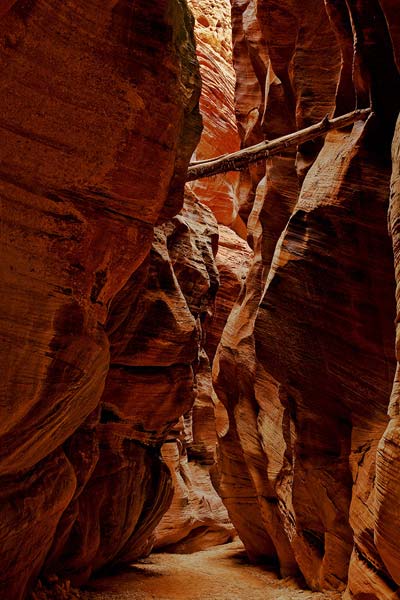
[{"x1": 82, "y1": 540, "x2": 342, "y2": 600}]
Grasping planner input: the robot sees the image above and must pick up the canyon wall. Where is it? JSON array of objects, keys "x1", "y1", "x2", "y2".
[
  {"x1": 376, "y1": 114, "x2": 400, "y2": 594},
  {"x1": 187, "y1": 0, "x2": 240, "y2": 229},
  {"x1": 213, "y1": 0, "x2": 400, "y2": 598},
  {"x1": 0, "y1": 1, "x2": 214, "y2": 597},
  {"x1": 154, "y1": 0, "x2": 248, "y2": 553},
  {"x1": 2, "y1": 0, "x2": 400, "y2": 598},
  {"x1": 151, "y1": 194, "x2": 235, "y2": 554}
]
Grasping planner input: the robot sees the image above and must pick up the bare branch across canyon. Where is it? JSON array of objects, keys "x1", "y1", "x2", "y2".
[{"x1": 186, "y1": 108, "x2": 372, "y2": 181}]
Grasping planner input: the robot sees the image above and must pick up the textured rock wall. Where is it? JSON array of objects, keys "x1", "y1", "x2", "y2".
[
  {"x1": 154, "y1": 0, "x2": 248, "y2": 554},
  {"x1": 154, "y1": 223, "x2": 252, "y2": 553},
  {"x1": 42, "y1": 193, "x2": 224, "y2": 585},
  {"x1": 187, "y1": 0, "x2": 241, "y2": 230},
  {"x1": 214, "y1": 0, "x2": 400, "y2": 597},
  {"x1": 376, "y1": 114, "x2": 400, "y2": 594},
  {"x1": 0, "y1": 1, "x2": 205, "y2": 598},
  {"x1": 151, "y1": 194, "x2": 235, "y2": 554}
]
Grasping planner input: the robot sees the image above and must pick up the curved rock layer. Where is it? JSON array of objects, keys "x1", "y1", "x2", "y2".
[
  {"x1": 0, "y1": 1, "x2": 208, "y2": 598},
  {"x1": 153, "y1": 0, "x2": 248, "y2": 555},
  {"x1": 154, "y1": 223, "x2": 252, "y2": 553},
  {"x1": 187, "y1": 0, "x2": 241, "y2": 229},
  {"x1": 377, "y1": 115, "x2": 400, "y2": 592},
  {"x1": 213, "y1": 0, "x2": 400, "y2": 598}
]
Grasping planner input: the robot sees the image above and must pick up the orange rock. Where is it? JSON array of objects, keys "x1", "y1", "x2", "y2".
[
  {"x1": 213, "y1": 1, "x2": 400, "y2": 597},
  {"x1": 375, "y1": 114, "x2": 400, "y2": 592},
  {"x1": 153, "y1": 199, "x2": 236, "y2": 553},
  {"x1": 187, "y1": 0, "x2": 241, "y2": 226},
  {"x1": 206, "y1": 225, "x2": 252, "y2": 361},
  {"x1": 41, "y1": 192, "x2": 223, "y2": 581},
  {"x1": 0, "y1": 1, "x2": 202, "y2": 597}
]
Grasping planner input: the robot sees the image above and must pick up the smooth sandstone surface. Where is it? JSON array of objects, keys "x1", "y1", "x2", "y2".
[
  {"x1": 0, "y1": 1, "x2": 210, "y2": 598},
  {"x1": 154, "y1": 0, "x2": 249, "y2": 556},
  {"x1": 2, "y1": 0, "x2": 400, "y2": 599},
  {"x1": 213, "y1": 1, "x2": 400, "y2": 598}
]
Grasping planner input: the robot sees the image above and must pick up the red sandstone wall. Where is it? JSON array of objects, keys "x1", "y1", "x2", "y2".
[
  {"x1": 213, "y1": 1, "x2": 400, "y2": 597},
  {"x1": 0, "y1": 1, "x2": 204, "y2": 597},
  {"x1": 187, "y1": 0, "x2": 241, "y2": 229},
  {"x1": 151, "y1": 194, "x2": 235, "y2": 554},
  {"x1": 376, "y1": 114, "x2": 400, "y2": 596},
  {"x1": 2, "y1": 1, "x2": 400, "y2": 597},
  {"x1": 154, "y1": 0, "x2": 248, "y2": 552}
]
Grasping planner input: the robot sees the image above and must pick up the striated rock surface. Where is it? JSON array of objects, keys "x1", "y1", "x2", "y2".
[
  {"x1": 206, "y1": 225, "x2": 252, "y2": 362},
  {"x1": 3, "y1": 0, "x2": 400, "y2": 598},
  {"x1": 154, "y1": 0, "x2": 246, "y2": 555},
  {"x1": 153, "y1": 198, "x2": 236, "y2": 554},
  {"x1": 154, "y1": 222, "x2": 252, "y2": 554},
  {"x1": 45, "y1": 192, "x2": 224, "y2": 581},
  {"x1": 153, "y1": 405, "x2": 235, "y2": 553},
  {"x1": 214, "y1": 0, "x2": 400, "y2": 597},
  {"x1": 150, "y1": 170, "x2": 254, "y2": 557},
  {"x1": 187, "y1": 0, "x2": 241, "y2": 228},
  {"x1": 376, "y1": 114, "x2": 400, "y2": 594},
  {"x1": 0, "y1": 1, "x2": 204, "y2": 598}
]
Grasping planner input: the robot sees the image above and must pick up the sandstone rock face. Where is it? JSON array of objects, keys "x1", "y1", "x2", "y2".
[
  {"x1": 3, "y1": 1, "x2": 400, "y2": 598},
  {"x1": 0, "y1": 1, "x2": 204, "y2": 598},
  {"x1": 154, "y1": 224, "x2": 251, "y2": 553},
  {"x1": 187, "y1": 0, "x2": 241, "y2": 228},
  {"x1": 206, "y1": 225, "x2": 252, "y2": 362},
  {"x1": 152, "y1": 202, "x2": 236, "y2": 554},
  {"x1": 214, "y1": 1, "x2": 400, "y2": 598},
  {"x1": 154, "y1": 405, "x2": 235, "y2": 553},
  {"x1": 46, "y1": 193, "x2": 225, "y2": 581},
  {"x1": 376, "y1": 114, "x2": 400, "y2": 593},
  {"x1": 153, "y1": 0, "x2": 246, "y2": 555}
]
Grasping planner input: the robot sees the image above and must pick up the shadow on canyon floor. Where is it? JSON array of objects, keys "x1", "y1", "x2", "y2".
[{"x1": 82, "y1": 540, "x2": 343, "y2": 600}]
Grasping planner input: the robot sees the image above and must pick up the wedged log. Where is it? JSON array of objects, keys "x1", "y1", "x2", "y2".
[{"x1": 187, "y1": 108, "x2": 371, "y2": 181}]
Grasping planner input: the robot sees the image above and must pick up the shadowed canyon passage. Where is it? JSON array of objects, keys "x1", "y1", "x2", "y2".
[{"x1": 1, "y1": 1, "x2": 400, "y2": 600}]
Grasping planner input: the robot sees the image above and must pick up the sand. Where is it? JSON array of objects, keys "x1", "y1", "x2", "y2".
[{"x1": 82, "y1": 540, "x2": 343, "y2": 600}]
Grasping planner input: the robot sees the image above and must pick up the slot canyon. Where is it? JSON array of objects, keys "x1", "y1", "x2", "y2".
[{"x1": 1, "y1": 0, "x2": 400, "y2": 599}]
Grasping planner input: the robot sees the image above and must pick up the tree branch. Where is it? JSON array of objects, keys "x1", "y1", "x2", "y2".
[{"x1": 186, "y1": 108, "x2": 372, "y2": 182}]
